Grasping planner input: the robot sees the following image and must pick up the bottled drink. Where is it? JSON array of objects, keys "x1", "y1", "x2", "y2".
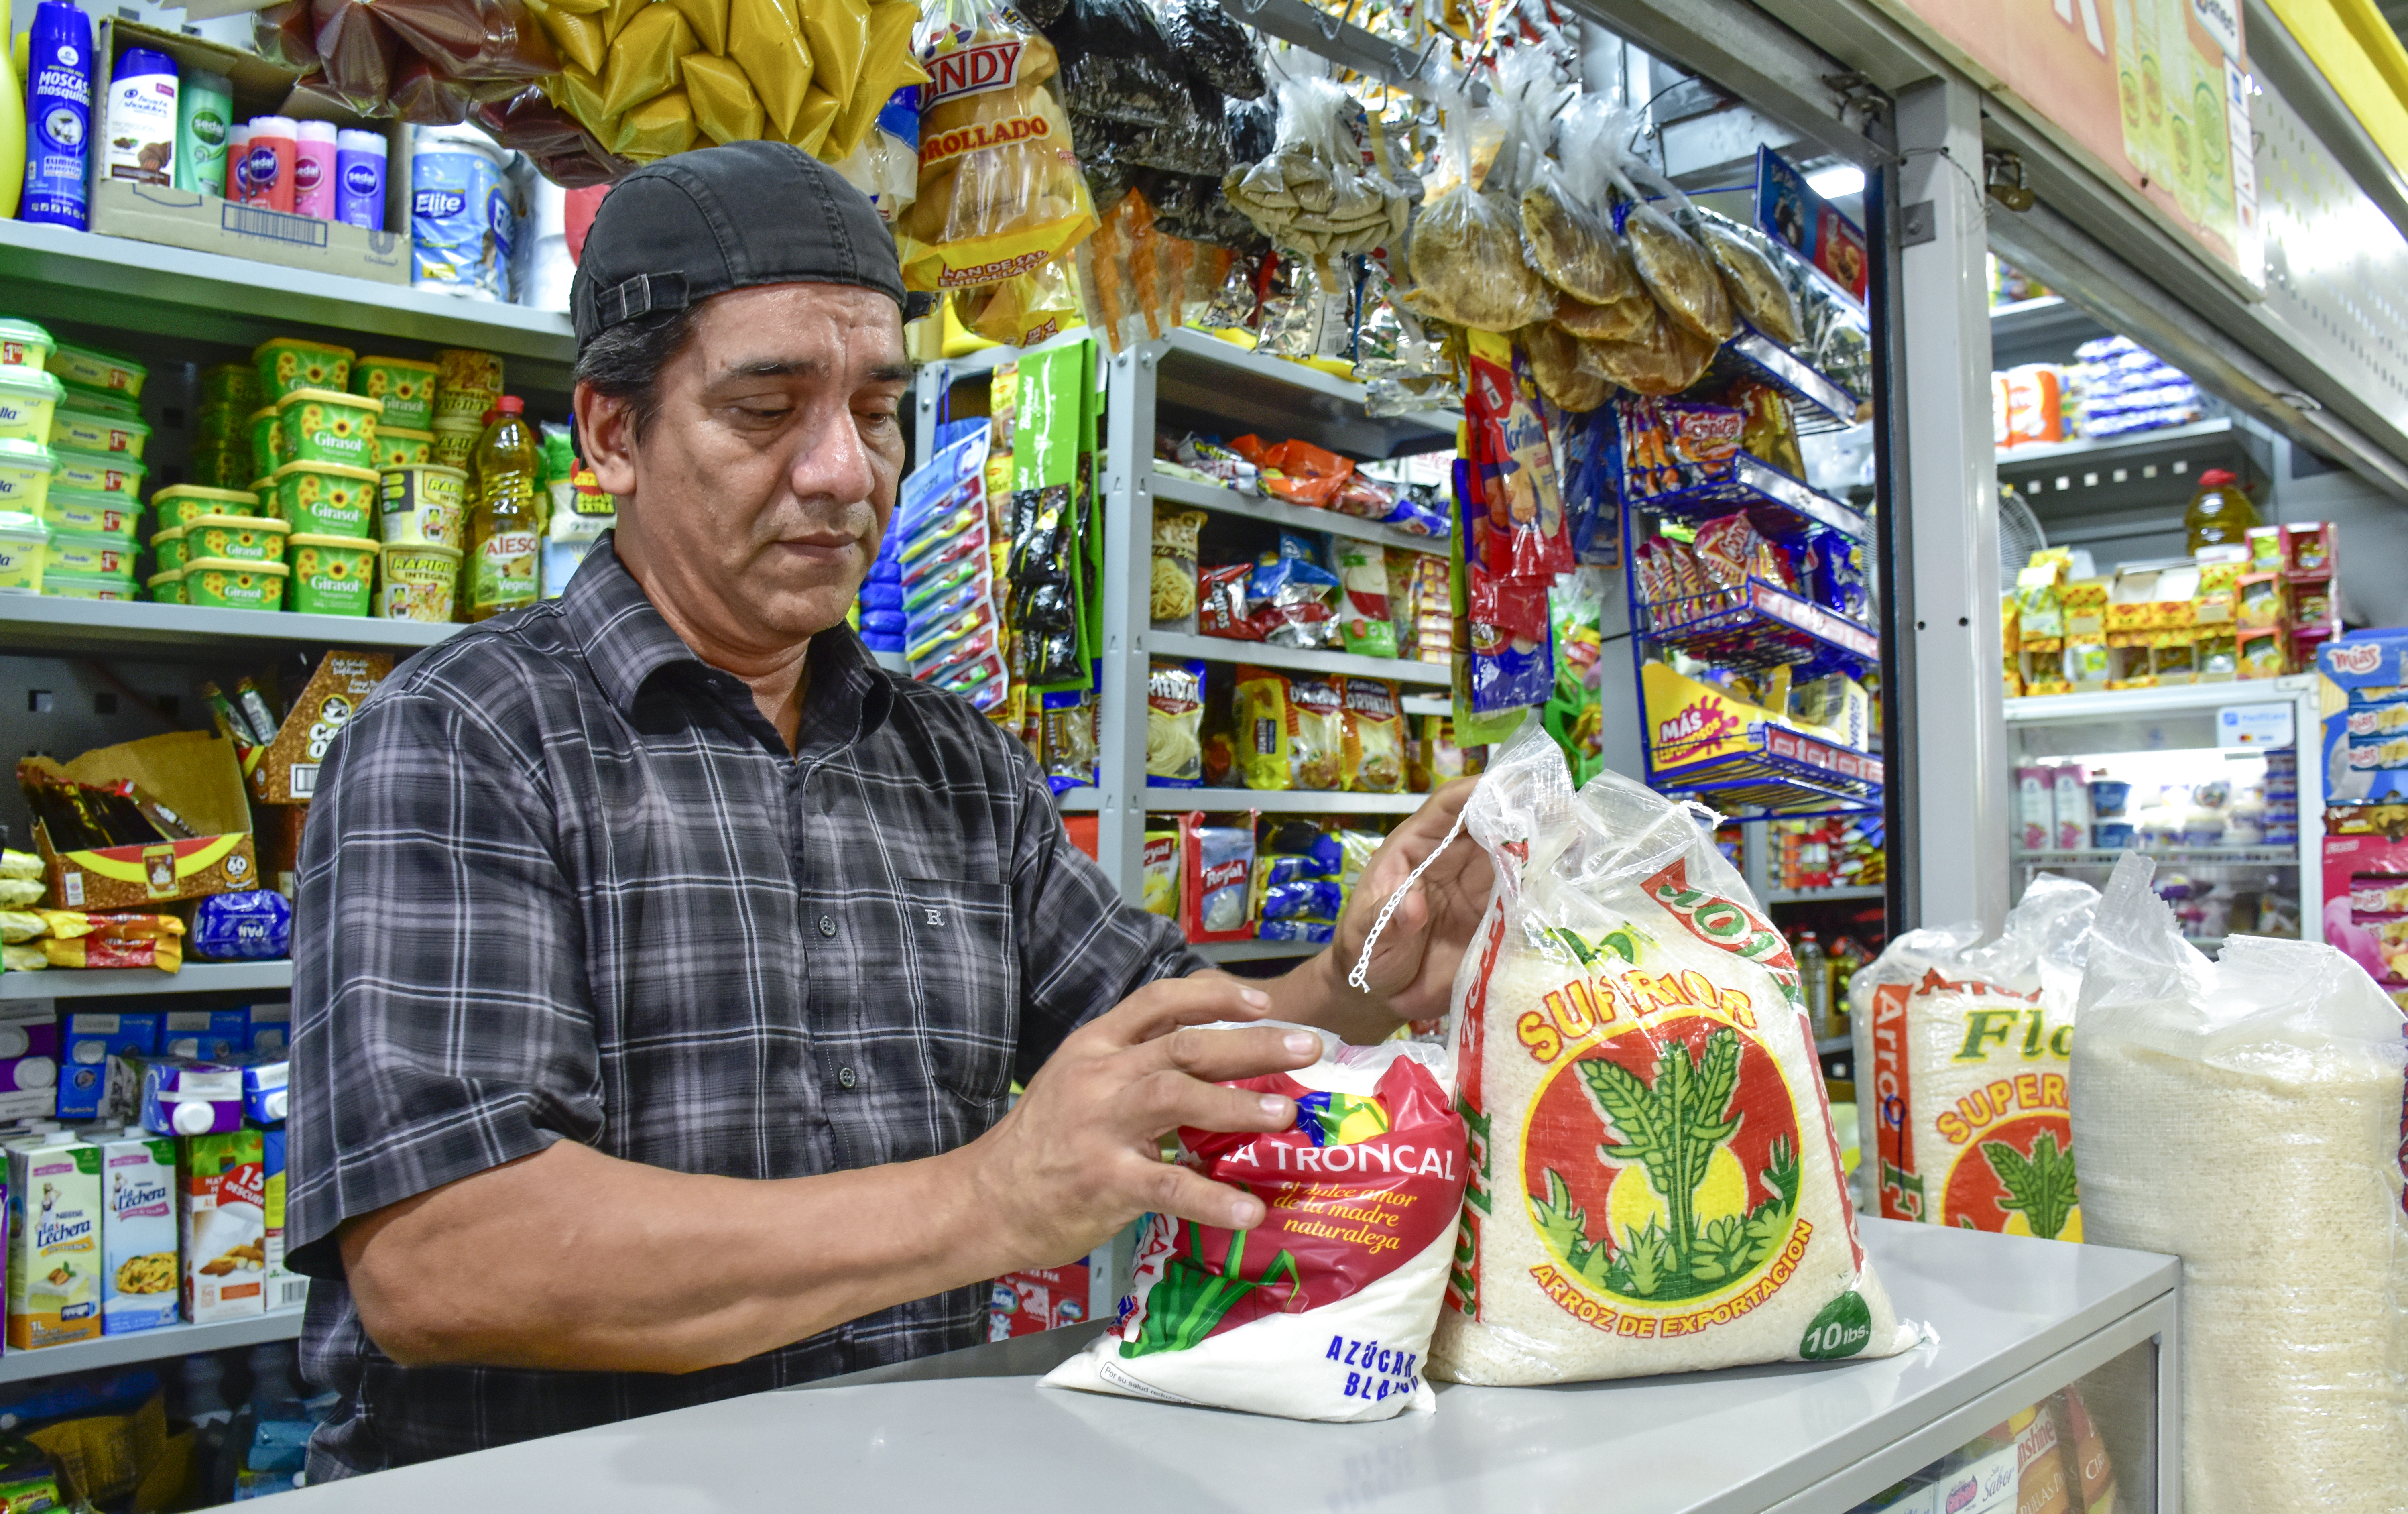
[
  {"x1": 1794, "y1": 930, "x2": 1833, "y2": 1040},
  {"x1": 466, "y1": 396, "x2": 540, "y2": 621},
  {"x1": 2183, "y1": 467, "x2": 2258, "y2": 554}
]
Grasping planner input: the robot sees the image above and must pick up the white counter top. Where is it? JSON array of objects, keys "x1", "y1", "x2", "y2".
[{"x1": 253, "y1": 1219, "x2": 2178, "y2": 1513}]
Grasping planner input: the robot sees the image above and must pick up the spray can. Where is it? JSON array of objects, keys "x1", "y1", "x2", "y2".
[
  {"x1": 174, "y1": 67, "x2": 230, "y2": 196},
  {"x1": 102, "y1": 45, "x2": 176, "y2": 187},
  {"x1": 20, "y1": 0, "x2": 93, "y2": 229},
  {"x1": 243, "y1": 115, "x2": 295, "y2": 213},
  {"x1": 334, "y1": 127, "x2": 385, "y2": 230},
  {"x1": 293, "y1": 119, "x2": 335, "y2": 218}
]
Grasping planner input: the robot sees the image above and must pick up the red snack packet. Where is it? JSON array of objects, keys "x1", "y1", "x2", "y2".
[{"x1": 1692, "y1": 512, "x2": 1763, "y2": 590}]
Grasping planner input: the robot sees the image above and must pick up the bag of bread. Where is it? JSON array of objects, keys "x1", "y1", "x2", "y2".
[
  {"x1": 1222, "y1": 77, "x2": 1413, "y2": 263},
  {"x1": 1576, "y1": 305, "x2": 1717, "y2": 397},
  {"x1": 1407, "y1": 98, "x2": 1552, "y2": 333},
  {"x1": 1526, "y1": 94, "x2": 1642, "y2": 307},
  {"x1": 898, "y1": 0, "x2": 1099, "y2": 291},
  {"x1": 1698, "y1": 219, "x2": 1804, "y2": 349},
  {"x1": 1553, "y1": 290, "x2": 1654, "y2": 342},
  {"x1": 1520, "y1": 323, "x2": 1609, "y2": 413},
  {"x1": 1420, "y1": 719, "x2": 1921, "y2": 1385}
]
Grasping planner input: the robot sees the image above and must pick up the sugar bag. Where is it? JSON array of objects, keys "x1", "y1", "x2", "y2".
[
  {"x1": 1043, "y1": 1030, "x2": 1465, "y2": 1421},
  {"x1": 1429, "y1": 721, "x2": 1917, "y2": 1384},
  {"x1": 2073, "y1": 852, "x2": 2408, "y2": 1514},
  {"x1": 1849, "y1": 874, "x2": 2097, "y2": 1236}
]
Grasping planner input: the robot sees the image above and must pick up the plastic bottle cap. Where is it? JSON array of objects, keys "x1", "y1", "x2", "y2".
[
  {"x1": 336, "y1": 128, "x2": 387, "y2": 155},
  {"x1": 167, "y1": 1037, "x2": 199, "y2": 1058},
  {"x1": 172, "y1": 1101, "x2": 215, "y2": 1136},
  {"x1": 297, "y1": 120, "x2": 338, "y2": 144},
  {"x1": 0, "y1": 1026, "x2": 28, "y2": 1059},
  {"x1": 2197, "y1": 468, "x2": 2239, "y2": 487},
  {"x1": 264, "y1": 1090, "x2": 288, "y2": 1122},
  {"x1": 118, "y1": 47, "x2": 176, "y2": 78},
  {"x1": 495, "y1": 395, "x2": 523, "y2": 415}
]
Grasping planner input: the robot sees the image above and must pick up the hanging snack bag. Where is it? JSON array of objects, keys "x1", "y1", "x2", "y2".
[
  {"x1": 1335, "y1": 540, "x2": 1397, "y2": 658},
  {"x1": 1520, "y1": 103, "x2": 1640, "y2": 309},
  {"x1": 1408, "y1": 99, "x2": 1553, "y2": 333},
  {"x1": 1286, "y1": 674, "x2": 1344, "y2": 790},
  {"x1": 1221, "y1": 77, "x2": 1413, "y2": 263},
  {"x1": 1234, "y1": 666, "x2": 1292, "y2": 790},
  {"x1": 1178, "y1": 811, "x2": 1254, "y2": 942},
  {"x1": 1428, "y1": 720, "x2": 1920, "y2": 1385},
  {"x1": 1520, "y1": 323, "x2": 1609, "y2": 413},
  {"x1": 1576, "y1": 305, "x2": 1718, "y2": 396},
  {"x1": 1698, "y1": 220, "x2": 1803, "y2": 349},
  {"x1": 1148, "y1": 657, "x2": 1206, "y2": 786},
  {"x1": 1341, "y1": 676, "x2": 1405, "y2": 793},
  {"x1": 1618, "y1": 196, "x2": 1735, "y2": 345},
  {"x1": 1045, "y1": 1029, "x2": 1466, "y2": 1420},
  {"x1": 1464, "y1": 329, "x2": 1571, "y2": 584},
  {"x1": 899, "y1": 0, "x2": 1098, "y2": 290}
]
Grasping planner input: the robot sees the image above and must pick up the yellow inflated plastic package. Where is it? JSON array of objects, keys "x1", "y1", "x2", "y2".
[
  {"x1": 616, "y1": 89, "x2": 698, "y2": 160},
  {"x1": 1234, "y1": 666, "x2": 1293, "y2": 790},
  {"x1": 528, "y1": 0, "x2": 606, "y2": 73},
  {"x1": 801, "y1": 0, "x2": 870, "y2": 117},
  {"x1": 681, "y1": 52, "x2": 765, "y2": 142},
  {"x1": 787, "y1": 86, "x2": 843, "y2": 155},
  {"x1": 729, "y1": 0, "x2": 814, "y2": 136},
  {"x1": 598, "y1": 0, "x2": 653, "y2": 38},
  {"x1": 667, "y1": 0, "x2": 730, "y2": 54},
  {"x1": 544, "y1": 0, "x2": 607, "y2": 15},
  {"x1": 600, "y1": 4, "x2": 697, "y2": 116},
  {"x1": 555, "y1": 65, "x2": 620, "y2": 147},
  {"x1": 825, "y1": 0, "x2": 926, "y2": 161}
]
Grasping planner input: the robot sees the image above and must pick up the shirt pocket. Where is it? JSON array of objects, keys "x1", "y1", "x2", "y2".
[{"x1": 897, "y1": 877, "x2": 1018, "y2": 1106}]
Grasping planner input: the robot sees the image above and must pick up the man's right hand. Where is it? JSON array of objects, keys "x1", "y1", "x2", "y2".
[{"x1": 962, "y1": 975, "x2": 1320, "y2": 1269}]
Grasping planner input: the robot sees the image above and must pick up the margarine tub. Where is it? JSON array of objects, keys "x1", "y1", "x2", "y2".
[
  {"x1": 378, "y1": 464, "x2": 465, "y2": 548},
  {"x1": 44, "y1": 530, "x2": 138, "y2": 578},
  {"x1": 60, "y1": 383, "x2": 138, "y2": 419},
  {"x1": 193, "y1": 401, "x2": 244, "y2": 444},
  {"x1": 151, "y1": 524, "x2": 186, "y2": 574},
  {"x1": 277, "y1": 387, "x2": 381, "y2": 470},
  {"x1": 184, "y1": 513, "x2": 289, "y2": 564},
  {"x1": 429, "y1": 417, "x2": 480, "y2": 472},
  {"x1": 183, "y1": 558, "x2": 287, "y2": 612},
  {"x1": 255, "y1": 337, "x2": 354, "y2": 401},
  {"x1": 146, "y1": 569, "x2": 183, "y2": 604},
  {"x1": 47, "y1": 342, "x2": 144, "y2": 400},
  {"x1": 273, "y1": 460, "x2": 378, "y2": 536},
  {"x1": 188, "y1": 443, "x2": 250, "y2": 493},
  {"x1": 0, "y1": 319, "x2": 54, "y2": 373},
  {"x1": 351, "y1": 356, "x2": 439, "y2": 431},
  {"x1": 0, "y1": 366, "x2": 63, "y2": 444},
  {"x1": 0, "y1": 511, "x2": 48, "y2": 592},
  {"x1": 42, "y1": 570, "x2": 136, "y2": 600},
  {"x1": 51, "y1": 407, "x2": 149, "y2": 460},
  {"x1": 373, "y1": 428, "x2": 434, "y2": 469},
  {"x1": 0, "y1": 438, "x2": 55, "y2": 512},
  {"x1": 286, "y1": 534, "x2": 378, "y2": 617},
  {"x1": 378, "y1": 541, "x2": 460, "y2": 621},
  {"x1": 42, "y1": 487, "x2": 138, "y2": 539},
  {"x1": 199, "y1": 362, "x2": 262, "y2": 413},
  {"x1": 151, "y1": 484, "x2": 258, "y2": 527},
  {"x1": 248, "y1": 405, "x2": 284, "y2": 480},
  {"x1": 51, "y1": 448, "x2": 144, "y2": 499}
]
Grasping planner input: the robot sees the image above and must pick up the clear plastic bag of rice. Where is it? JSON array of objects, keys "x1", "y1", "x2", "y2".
[
  {"x1": 1428, "y1": 720, "x2": 1919, "y2": 1385},
  {"x1": 1043, "y1": 1027, "x2": 1467, "y2": 1421},
  {"x1": 2072, "y1": 853, "x2": 2408, "y2": 1514},
  {"x1": 1849, "y1": 872, "x2": 2097, "y2": 1237}
]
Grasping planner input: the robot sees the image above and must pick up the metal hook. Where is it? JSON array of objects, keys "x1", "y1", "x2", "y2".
[
  {"x1": 1314, "y1": 3, "x2": 1345, "y2": 40},
  {"x1": 1394, "y1": 31, "x2": 1443, "y2": 81}
]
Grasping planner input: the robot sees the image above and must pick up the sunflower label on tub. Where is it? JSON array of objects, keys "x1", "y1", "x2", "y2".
[
  {"x1": 1044, "y1": 1032, "x2": 1466, "y2": 1421},
  {"x1": 1429, "y1": 721, "x2": 1920, "y2": 1386}
]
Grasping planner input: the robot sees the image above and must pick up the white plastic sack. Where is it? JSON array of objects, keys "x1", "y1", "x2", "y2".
[
  {"x1": 1043, "y1": 1028, "x2": 1464, "y2": 1421},
  {"x1": 2073, "y1": 853, "x2": 2408, "y2": 1514},
  {"x1": 1429, "y1": 720, "x2": 1917, "y2": 1385},
  {"x1": 1848, "y1": 874, "x2": 2097, "y2": 1235}
]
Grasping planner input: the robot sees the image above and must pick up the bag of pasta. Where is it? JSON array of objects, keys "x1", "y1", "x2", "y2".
[
  {"x1": 1409, "y1": 96, "x2": 1552, "y2": 333},
  {"x1": 899, "y1": 0, "x2": 1099, "y2": 291},
  {"x1": 1426, "y1": 719, "x2": 1920, "y2": 1386}
]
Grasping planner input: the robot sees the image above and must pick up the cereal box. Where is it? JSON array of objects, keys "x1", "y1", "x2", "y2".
[
  {"x1": 99, "y1": 1129, "x2": 177, "y2": 1335},
  {"x1": 7, "y1": 1137, "x2": 101, "y2": 1348},
  {"x1": 179, "y1": 1127, "x2": 265, "y2": 1324}
]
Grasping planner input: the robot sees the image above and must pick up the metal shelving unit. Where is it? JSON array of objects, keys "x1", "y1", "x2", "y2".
[
  {"x1": 0, "y1": 594, "x2": 463, "y2": 659},
  {"x1": 0, "y1": 961, "x2": 292, "y2": 1001},
  {"x1": 1147, "y1": 630, "x2": 1450, "y2": 688},
  {"x1": 0, "y1": 1313, "x2": 303, "y2": 1386},
  {"x1": 1162, "y1": 788, "x2": 1426, "y2": 815},
  {"x1": 1150, "y1": 473, "x2": 1445, "y2": 555}
]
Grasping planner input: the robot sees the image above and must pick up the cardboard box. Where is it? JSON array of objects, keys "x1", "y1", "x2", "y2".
[
  {"x1": 26, "y1": 730, "x2": 257, "y2": 910},
  {"x1": 2319, "y1": 631, "x2": 2408, "y2": 806},
  {"x1": 87, "y1": 22, "x2": 409, "y2": 285},
  {"x1": 161, "y1": 1009, "x2": 248, "y2": 1064},
  {"x1": 60, "y1": 1012, "x2": 160, "y2": 1123},
  {"x1": 178, "y1": 1127, "x2": 265, "y2": 1324},
  {"x1": 0, "y1": 1017, "x2": 59, "y2": 1124},
  {"x1": 260, "y1": 1124, "x2": 305, "y2": 1314},
  {"x1": 249, "y1": 651, "x2": 394, "y2": 806},
  {"x1": 7, "y1": 1138, "x2": 102, "y2": 1349}
]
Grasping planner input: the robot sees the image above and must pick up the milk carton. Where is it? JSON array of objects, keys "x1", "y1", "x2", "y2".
[
  {"x1": 179, "y1": 1127, "x2": 264, "y2": 1323},
  {"x1": 260, "y1": 1124, "x2": 305, "y2": 1314},
  {"x1": 246, "y1": 1001, "x2": 291, "y2": 1055},
  {"x1": 99, "y1": 1128, "x2": 177, "y2": 1335},
  {"x1": 59, "y1": 1012, "x2": 159, "y2": 1121},
  {"x1": 6, "y1": 1136, "x2": 102, "y2": 1348},
  {"x1": 162, "y1": 1009, "x2": 249, "y2": 1063}
]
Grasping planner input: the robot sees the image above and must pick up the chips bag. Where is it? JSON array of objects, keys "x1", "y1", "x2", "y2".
[
  {"x1": 899, "y1": 0, "x2": 1098, "y2": 290},
  {"x1": 1427, "y1": 720, "x2": 1918, "y2": 1384},
  {"x1": 1286, "y1": 674, "x2": 1344, "y2": 790},
  {"x1": 1147, "y1": 658, "x2": 1206, "y2": 786},
  {"x1": 1044, "y1": 1028, "x2": 1466, "y2": 1420},
  {"x1": 1235, "y1": 666, "x2": 1292, "y2": 790}
]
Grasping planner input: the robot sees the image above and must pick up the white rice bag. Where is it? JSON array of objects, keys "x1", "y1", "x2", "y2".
[
  {"x1": 1042, "y1": 1028, "x2": 1465, "y2": 1421},
  {"x1": 1429, "y1": 721, "x2": 1917, "y2": 1385},
  {"x1": 2073, "y1": 853, "x2": 2408, "y2": 1514},
  {"x1": 1848, "y1": 873, "x2": 2097, "y2": 1236}
]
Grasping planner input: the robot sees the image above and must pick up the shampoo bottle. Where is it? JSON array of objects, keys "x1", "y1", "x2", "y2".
[{"x1": 174, "y1": 68, "x2": 231, "y2": 196}]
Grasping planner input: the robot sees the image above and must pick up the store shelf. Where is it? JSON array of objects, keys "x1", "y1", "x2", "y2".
[
  {"x1": 1986, "y1": 295, "x2": 2106, "y2": 368},
  {"x1": 1995, "y1": 418, "x2": 2243, "y2": 514},
  {"x1": 1626, "y1": 454, "x2": 1872, "y2": 543},
  {"x1": 2004, "y1": 673, "x2": 2313, "y2": 722},
  {"x1": 0, "y1": 961, "x2": 291, "y2": 1001},
  {"x1": 1148, "y1": 631, "x2": 1452, "y2": 688},
  {"x1": 1192, "y1": 939, "x2": 1321, "y2": 963},
  {"x1": 1654, "y1": 725, "x2": 1884, "y2": 814},
  {"x1": 1641, "y1": 578, "x2": 1881, "y2": 670},
  {"x1": 1055, "y1": 788, "x2": 1100, "y2": 812},
  {"x1": 1150, "y1": 473, "x2": 1447, "y2": 556},
  {"x1": 1815, "y1": 1033, "x2": 1853, "y2": 1054},
  {"x1": 0, "y1": 218, "x2": 574, "y2": 385},
  {"x1": 2014, "y1": 845, "x2": 2300, "y2": 867},
  {"x1": 1766, "y1": 885, "x2": 1887, "y2": 904},
  {"x1": 1151, "y1": 786, "x2": 1426, "y2": 814},
  {"x1": 1152, "y1": 329, "x2": 1459, "y2": 461},
  {"x1": 0, "y1": 594, "x2": 463, "y2": 659},
  {"x1": 1994, "y1": 415, "x2": 2231, "y2": 470},
  {"x1": 1717, "y1": 328, "x2": 1866, "y2": 431},
  {"x1": 1210, "y1": 0, "x2": 1458, "y2": 102},
  {"x1": 1401, "y1": 694, "x2": 1450, "y2": 718},
  {"x1": 0, "y1": 1311, "x2": 303, "y2": 1385}
]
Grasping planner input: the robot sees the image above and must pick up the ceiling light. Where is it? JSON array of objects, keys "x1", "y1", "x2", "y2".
[{"x1": 1806, "y1": 164, "x2": 1864, "y2": 198}]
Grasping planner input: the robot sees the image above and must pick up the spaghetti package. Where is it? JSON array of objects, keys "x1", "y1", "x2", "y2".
[
  {"x1": 1430, "y1": 721, "x2": 1918, "y2": 1385},
  {"x1": 1044, "y1": 1029, "x2": 1466, "y2": 1420},
  {"x1": 899, "y1": 0, "x2": 1099, "y2": 290},
  {"x1": 1847, "y1": 874, "x2": 2098, "y2": 1235},
  {"x1": 1340, "y1": 677, "x2": 1404, "y2": 793},
  {"x1": 1148, "y1": 659, "x2": 1206, "y2": 786}
]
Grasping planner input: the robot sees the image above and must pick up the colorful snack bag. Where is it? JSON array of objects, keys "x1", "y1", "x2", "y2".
[
  {"x1": 1177, "y1": 811, "x2": 1254, "y2": 942},
  {"x1": 1197, "y1": 561, "x2": 1259, "y2": 639},
  {"x1": 1659, "y1": 400, "x2": 1745, "y2": 488},
  {"x1": 1147, "y1": 659, "x2": 1206, "y2": 787},
  {"x1": 1286, "y1": 674, "x2": 1344, "y2": 790},
  {"x1": 1336, "y1": 541, "x2": 1397, "y2": 659},
  {"x1": 1151, "y1": 506, "x2": 1206, "y2": 633},
  {"x1": 1341, "y1": 677, "x2": 1404, "y2": 793},
  {"x1": 1463, "y1": 329, "x2": 1570, "y2": 583},
  {"x1": 1691, "y1": 513, "x2": 1764, "y2": 590},
  {"x1": 1141, "y1": 830, "x2": 1179, "y2": 918},
  {"x1": 1727, "y1": 379, "x2": 1806, "y2": 478},
  {"x1": 1235, "y1": 666, "x2": 1292, "y2": 791}
]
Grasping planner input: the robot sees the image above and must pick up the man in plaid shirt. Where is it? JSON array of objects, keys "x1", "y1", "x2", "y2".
[{"x1": 287, "y1": 144, "x2": 1492, "y2": 1478}]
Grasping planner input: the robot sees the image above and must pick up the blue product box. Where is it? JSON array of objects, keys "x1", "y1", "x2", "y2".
[
  {"x1": 246, "y1": 1002, "x2": 290, "y2": 1056},
  {"x1": 58, "y1": 1013, "x2": 160, "y2": 1122},
  {"x1": 130, "y1": 1057, "x2": 244, "y2": 1138},
  {"x1": 242, "y1": 1062, "x2": 288, "y2": 1125},
  {"x1": 161, "y1": 1009, "x2": 249, "y2": 1064},
  {"x1": 2320, "y1": 631, "x2": 2408, "y2": 807}
]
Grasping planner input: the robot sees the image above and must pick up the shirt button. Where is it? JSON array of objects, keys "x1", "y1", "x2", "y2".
[
  {"x1": 818, "y1": 914, "x2": 837, "y2": 937},
  {"x1": 837, "y1": 1066, "x2": 858, "y2": 1089}
]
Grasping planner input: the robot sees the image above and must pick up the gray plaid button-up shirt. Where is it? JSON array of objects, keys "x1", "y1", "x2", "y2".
[{"x1": 289, "y1": 535, "x2": 1199, "y2": 1477}]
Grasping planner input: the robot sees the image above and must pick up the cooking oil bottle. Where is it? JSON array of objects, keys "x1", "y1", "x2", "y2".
[
  {"x1": 2183, "y1": 467, "x2": 2258, "y2": 554},
  {"x1": 465, "y1": 395, "x2": 540, "y2": 621},
  {"x1": 0, "y1": 0, "x2": 26, "y2": 220}
]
